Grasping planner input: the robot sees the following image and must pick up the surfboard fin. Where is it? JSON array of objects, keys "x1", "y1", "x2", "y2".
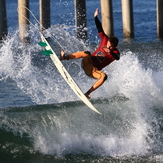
[
  {"x1": 38, "y1": 41, "x2": 47, "y2": 47},
  {"x1": 38, "y1": 41, "x2": 53, "y2": 56},
  {"x1": 41, "y1": 49, "x2": 53, "y2": 56}
]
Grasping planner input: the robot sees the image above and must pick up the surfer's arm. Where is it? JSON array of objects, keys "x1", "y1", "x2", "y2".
[
  {"x1": 110, "y1": 50, "x2": 120, "y2": 60},
  {"x1": 94, "y1": 9, "x2": 103, "y2": 33}
]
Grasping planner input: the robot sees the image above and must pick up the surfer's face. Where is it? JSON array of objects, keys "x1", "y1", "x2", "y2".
[{"x1": 106, "y1": 41, "x2": 115, "y2": 50}]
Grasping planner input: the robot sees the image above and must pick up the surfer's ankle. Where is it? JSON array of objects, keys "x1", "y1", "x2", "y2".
[
  {"x1": 85, "y1": 92, "x2": 91, "y2": 99},
  {"x1": 60, "y1": 51, "x2": 69, "y2": 60}
]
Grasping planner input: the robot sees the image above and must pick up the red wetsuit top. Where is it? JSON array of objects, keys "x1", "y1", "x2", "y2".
[
  {"x1": 91, "y1": 32, "x2": 120, "y2": 70},
  {"x1": 91, "y1": 16, "x2": 120, "y2": 70}
]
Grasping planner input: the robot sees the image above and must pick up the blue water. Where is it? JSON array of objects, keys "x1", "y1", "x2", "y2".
[{"x1": 1, "y1": 0, "x2": 163, "y2": 162}]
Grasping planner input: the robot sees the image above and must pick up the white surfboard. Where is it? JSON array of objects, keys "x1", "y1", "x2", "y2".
[{"x1": 39, "y1": 33, "x2": 101, "y2": 114}]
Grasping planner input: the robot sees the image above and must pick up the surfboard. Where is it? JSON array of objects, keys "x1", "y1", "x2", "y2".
[{"x1": 39, "y1": 33, "x2": 101, "y2": 114}]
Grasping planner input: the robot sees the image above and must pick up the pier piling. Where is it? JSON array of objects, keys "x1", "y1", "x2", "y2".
[
  {"x1": 121, "y1": 0, "x2": 134, "y2": 38},
  {"x1": 156, "y1": 0, "x2": 163, "y2": 39},
  {"x1": 0, "y1": 0, "x2": 7, "y2": 40},
  {"x1": 18, "y1": 0, "x2": 29, "y2": 42},
  {"x1": 74, "y1": 0, "x2": 87, "y2": 40},
  {"x1": 39, "y1": 0, "x2": 50, "y2": 31},
  {"x1": 100, "y1": 0, "x2": 114, "y2": 37}
]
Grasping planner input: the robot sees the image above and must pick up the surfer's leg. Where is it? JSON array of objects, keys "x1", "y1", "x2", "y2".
[
  {"x1": 82, "y1": 57, "x2": 107, "y2": 98},
  {"x1": 85, "y1": 70, "x2": 107, "y2": 98},
  {"x1": 69, "y1": 51, "x2": 90, "y2": 59},
  {"x1": 60, "y1": 51, "x2": 89, "y2": 60}
]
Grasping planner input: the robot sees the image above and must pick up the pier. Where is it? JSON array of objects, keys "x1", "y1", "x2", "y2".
[
  {"x1": 0, "y1": 0, "x2": 163, "y2": 41},
  {"x1": 18, "y1": 0, "x2": 29, "y2": 42},
  {"x1": 100, "y1": 0, "x2": 114, "y2": 37},
  {"x1": 39, "y1": 0, "x2": 50, "y2": 31},
  {"x1": 74, "y1": 0, "x2": 87, "y2": 40},
  {"x1": 157, "y1": 0, "x2": 163, "y2": 38},
  {"x1": 121, "y1": 0, "x2": 134, "y2": 38},
  {"x1": 0, "y1": 0, "x2": 7, "y2": 40}
]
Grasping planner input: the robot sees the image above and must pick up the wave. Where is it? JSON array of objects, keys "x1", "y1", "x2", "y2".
[{"x1": 0, "y1": 94, "x2": 163, "y2": 158}]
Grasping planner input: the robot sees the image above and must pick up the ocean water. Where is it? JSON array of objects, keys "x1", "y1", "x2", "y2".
[{"x1": 0, "y1": 0, "x2": 163, "y2": 162}]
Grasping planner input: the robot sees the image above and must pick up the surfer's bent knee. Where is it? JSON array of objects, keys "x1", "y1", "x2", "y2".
[
  {"x1": 84, "y1": 51, "x2": 91, "y2": 56},
  {"x1": 98, "y1": 72, "x2": 107, "y2": 81}
]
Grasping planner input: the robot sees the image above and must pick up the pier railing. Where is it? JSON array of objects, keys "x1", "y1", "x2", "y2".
[{"x1": 0, "y1": 0, "x2": 163, "y2": 41}]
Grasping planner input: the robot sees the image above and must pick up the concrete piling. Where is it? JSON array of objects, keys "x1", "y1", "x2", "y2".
[
  {"x1": 74, "y1": 0, "x2": 87, "y2": 40},
  {"x1": 121, "y1": 0, "x2": 134, "y2": 38},
  {"x1": 100, "y1": 0, "x2": 114, "y2": 37},
  {"x1": 156, "y1": 0, "x2": 163, "y2": 39},
  {"x1": 0, "y1": 0, "x2": 7, "y2": 40},
  {"x1": 39, "y1": 0, "x2": 50, "y2": 31},
  {"x1": 18, "y1": 0, "x2": 29, "y2": 42}
]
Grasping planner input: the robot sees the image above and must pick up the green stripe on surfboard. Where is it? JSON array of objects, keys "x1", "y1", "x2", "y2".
[
  {"x1": 41, "y1": 49, "x2": 53, "y2": 56},
  {"x1": 38, "y1": 41, "x2": 47, "y2": 47}
]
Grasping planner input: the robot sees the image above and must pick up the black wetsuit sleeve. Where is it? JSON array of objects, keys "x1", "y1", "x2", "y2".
[
  {"x1": 94, "y1": 16, "x2": 103, "y2": 33},
  {"x1": 110, "y1": 51, "x2": 120, "y2": 60}
]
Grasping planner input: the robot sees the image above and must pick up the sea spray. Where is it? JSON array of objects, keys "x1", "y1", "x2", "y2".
[{"x1": 0, "y1": 25, "x2": 87, "y2": 104}]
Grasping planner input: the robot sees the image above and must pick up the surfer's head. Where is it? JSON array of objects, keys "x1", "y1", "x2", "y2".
[
  {"x1": 106, "y1": 36, "x2": 119, "y2": 50},
  {"x1": 108, "y1": 36, "x2": 119, "y2": 47}
]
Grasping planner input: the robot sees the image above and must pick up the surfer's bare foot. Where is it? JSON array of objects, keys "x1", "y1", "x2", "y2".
[
  {"x1": 85, "y1": 92, "x2": 91, "y2": 99},
  {"x1": 60, "y1": 51, "x2": 69, "y2": 60},
  {"x1": 60, "y1": 51, "x2": 65, "y2": 60}
]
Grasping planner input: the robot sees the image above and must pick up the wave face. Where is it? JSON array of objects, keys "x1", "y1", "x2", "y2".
[{"x1": 0, "y1": 94, "x2": 163, "y2": 162}]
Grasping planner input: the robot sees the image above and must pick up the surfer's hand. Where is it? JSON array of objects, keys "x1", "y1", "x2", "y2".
[{"x1": 94, "y1": 8, "x2": 99, "y2": 17}]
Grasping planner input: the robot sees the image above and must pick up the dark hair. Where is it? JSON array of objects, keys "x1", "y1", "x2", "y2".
[{"x1": 109, "y1": 36, "x2": 119, "y2": 47}]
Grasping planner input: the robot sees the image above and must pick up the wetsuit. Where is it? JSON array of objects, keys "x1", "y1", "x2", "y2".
[{"x1": 91, "y1": 16, "x2": 120, "y2": 70}]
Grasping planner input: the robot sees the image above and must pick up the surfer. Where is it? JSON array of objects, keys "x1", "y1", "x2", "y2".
[{"x1": 60, "y1": 8, "x2": 120, "y2": 99}]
